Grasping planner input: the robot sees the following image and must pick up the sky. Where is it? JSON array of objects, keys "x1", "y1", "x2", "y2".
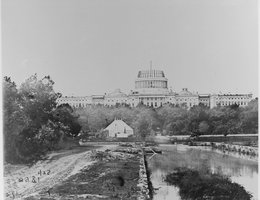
[{"x1": 2, "y1": 0, "x2": 258, "y2": 97}]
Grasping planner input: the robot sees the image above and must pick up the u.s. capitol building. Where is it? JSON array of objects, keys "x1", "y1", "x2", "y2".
[{"x1": 57, "y1": 69, "x2": 252, "y2": 109}]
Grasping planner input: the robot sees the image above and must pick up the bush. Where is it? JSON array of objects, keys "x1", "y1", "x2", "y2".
[
  {"x1": 165, "y1": 167, "x2": 252, "y2": 200},
  {"x1": 3, "y1": 75, "x2": 81, "y2": 164}
]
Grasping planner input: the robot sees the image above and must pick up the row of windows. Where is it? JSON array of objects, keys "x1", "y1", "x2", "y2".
[
  {"x1": 59, "y1": 99, "x2": 196, "y2": 104},
  {"x1": 216, "y1": 97, "x2": 249, "y2": 100},
  {"x1": 58, "y1": 96, "x2": 250, "y2": 107},
  {"x1": 217, "y1": 101, "x2": 248, "y2": 106},
  {"x1": 177, "y1": 99, "x2": 198, "y2": 102},
  {"x1": 136, "y1": 80, "x2": 167, "y2": 88},
  {"x1": 176, "y1": 97, "x2": 197, "y2": 100},
  {"x1": 58, "y1": 99, "x2": 91, "y2": 102},
  {"x1": 146, "y1": 102, "x2": 163, "y2": 107},
  {"x1": 59, "y1": 96, "x2": 249, "y2": 102},
  {"x1": 65, "y1": 100, "x2": 248, "y2": 109},
  {"x1": 107, "y1": 99, "x2": 127, "y2": 102},
  {"x1": 144, "y1": 102, "x2": 200, "y2": 108},
  {"x1": 138, "y1": 71, "x2": 164, "y2": 78},
  {"x1": 139, "y1": 97, "x2": 165, "y2": 101}
]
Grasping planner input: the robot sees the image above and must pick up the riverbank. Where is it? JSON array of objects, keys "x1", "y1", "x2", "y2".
[
  {"x1": 187, "y1": 141, "x2": 258, "y2": 157},
  {"x1": 154, "y1": 134, "x2": 258, "y2": 146}
]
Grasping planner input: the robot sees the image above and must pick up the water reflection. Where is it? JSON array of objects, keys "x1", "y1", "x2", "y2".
[{"x1": 148, "y1": 144, "x2": 258, "y2": 200}]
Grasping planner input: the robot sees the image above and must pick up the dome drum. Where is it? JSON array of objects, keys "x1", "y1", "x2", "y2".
[
  {"x1": 134, "y1": 69, "x2": 169, "y2": 94},
  {"x1": 135, "y1": 80, "x2": 168, "y2": 89},
  {"x1": 137, "y1": 70, "x2": 165, "y2": 78}
]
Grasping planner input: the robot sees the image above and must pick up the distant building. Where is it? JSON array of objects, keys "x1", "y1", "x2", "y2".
[
  {"x1": 129, "y1": 69, "x2": 170, "y2": 107},
  {"x1": 104, "y1": 89, "x2": 128, "y2": 106},
  {"x1": 199, "y1": 94, "x2": 211, "y2": 107},
  {"x1": 174, "y1": 88, "x2": 199, "y2": 109},
  {"x1": 209, "y1": 93, "x2": 253, "y2": 108},
  {"x1": 57, "y1": 67, "x2": 253, "y2": 109},
  {"x1": 104, "y1": 119, "x2": 134, "y2": 138}
]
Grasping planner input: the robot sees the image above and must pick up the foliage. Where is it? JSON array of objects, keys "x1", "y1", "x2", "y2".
[
  {"x1": 240, "y1": 99, "x2": 258, "y2": 134},
  {"x1": 165, "y1": 167, "x2": 252, "y2": 200},
  {"x1": 75, "y1": 99, "x2": 258, "y2": 140},
  {"x1": 52, "y1": 103, "x2": 81, "y2": 137},
  {"x1": 19, "y1": 75, "x2": 60, "y2": 128},
  {"x1": 3, "y1": 77, "x2": 30, "y2": 163},
  {"x1": 76, "y1": 105, "x2": 161, "y2": 140},
  {"x1": 3, "y1": 75, "x2": 81, "y2": 164}
]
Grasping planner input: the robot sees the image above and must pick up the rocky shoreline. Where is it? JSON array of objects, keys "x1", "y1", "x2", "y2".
[
  {"x1": 137, "y1": 150, "x2": 152, "y2": 200},
  {"x1": 188, "y1": 141, "x2": 258, "y2": 157}
]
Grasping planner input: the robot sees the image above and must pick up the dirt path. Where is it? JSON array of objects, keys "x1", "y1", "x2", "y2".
[
  {"x1": 4, "y1": 145, "x2": 116, "y2": 200},
  {"x1": 22, "y1": 150, "x2": 141, "y2": 200}
]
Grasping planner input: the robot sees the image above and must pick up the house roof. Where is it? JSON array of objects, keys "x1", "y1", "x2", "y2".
[
  {"x1": 106, "y1": 89, "x2": 127, "y2": 98},
  {"x1": 104, "y1": 119, "x2": 133, "y2": 131}
]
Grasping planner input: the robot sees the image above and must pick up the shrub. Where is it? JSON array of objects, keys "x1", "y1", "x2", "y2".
[{"x1": 165, "y1": 167, "x2": 252, "y2": 200}]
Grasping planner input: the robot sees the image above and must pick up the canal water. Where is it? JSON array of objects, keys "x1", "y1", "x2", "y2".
[{"x1": 148, "y1": 144, "x2": 258, "y2": 200}]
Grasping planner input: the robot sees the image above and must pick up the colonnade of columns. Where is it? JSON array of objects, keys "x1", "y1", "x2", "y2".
[
  {"x1": 135, "y1": 80, "x2": 167, "y2": 89},
  {"x1": 138, "y1": 70, "x2": 164, "y2": 78}
]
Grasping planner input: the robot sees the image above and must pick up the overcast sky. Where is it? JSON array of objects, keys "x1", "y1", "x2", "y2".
[{"x1": 2, "y1": 0, "x2": 258, "y2": 97}]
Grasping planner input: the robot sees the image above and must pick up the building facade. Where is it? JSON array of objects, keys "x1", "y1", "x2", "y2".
[
  {"x1": 57, "y1": 69, "x2": 253, "y2": 109},
  {"x1": 209, "y1": 94, "x2": 253, "y2": 108},
  {"x1": 104, "y1": 119, "x2": 134, "y2": 138}
]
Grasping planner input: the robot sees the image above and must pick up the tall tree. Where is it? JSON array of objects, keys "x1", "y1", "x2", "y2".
[
  {"x1": 3, "y1": 77, "x2": 29, "y2": 162},
  {"x1": 19, "y1": 74, "x2": 60, "y2": 129},
  {"x1": 3, "y1": 75, "x2": 73, "y2": 163}
]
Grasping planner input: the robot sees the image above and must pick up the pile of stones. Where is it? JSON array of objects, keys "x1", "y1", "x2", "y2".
[{"x1": 137, "y1": 152, "x2": 150, "y2": 200}]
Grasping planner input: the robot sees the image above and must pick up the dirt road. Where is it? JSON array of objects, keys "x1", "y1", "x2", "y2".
[{"x1": 4, "y1": 145, "x2": 116, "y2": 200}]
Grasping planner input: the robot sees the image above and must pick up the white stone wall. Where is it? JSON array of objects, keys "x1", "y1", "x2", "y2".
[
  {"x1": 175, "y1": 95, "x2": 199, "y2": 108},
  {"x1": 104, "y1": 97, "x2": 128, "y2": 106},
  {"x1": 210, "y1": 94, "x2": 253, "y2": 108},
  {"x1": 57, "y1": 92, "x2": 252, "y2": 109},
  {"x1": 136, "y1": 96, "x2": 167, "y2": 108},
  {"x1": 57, "y1": 96, "x2": 92, "y2": 108}
]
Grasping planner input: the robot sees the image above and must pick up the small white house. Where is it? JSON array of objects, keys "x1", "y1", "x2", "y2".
[{"x1": 104, "y1": 119, "x2": 134, "y2": 138}]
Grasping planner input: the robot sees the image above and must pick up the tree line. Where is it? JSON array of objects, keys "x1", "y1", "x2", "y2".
[{"x1": 76, "y1": 99, "x2": 258, "y2": 139}]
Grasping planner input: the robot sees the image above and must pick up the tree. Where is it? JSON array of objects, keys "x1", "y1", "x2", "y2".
[
  {"x1": 36, "y1": 120, "x2": 70, "y2": 150},
  {"x1": 157, "y1": 105, "x2": 189, "y2": 135},
  {"x1": 3, "y1": 77, "x2": 30, "y2": 162},
  {"x1": 240, "y1": 99, "x2": 258, "y2": 134},
  {"x1": 199, "y1": 121, "x2": 209, "y2": 135},
  {"x1": 52, "y1": 103, "x2": 81, "y2": 137},
  {"x1": 3, "y1": 75, "x2": 73, "y2": 163},
  {"x1": 19, "y1": 74, "x2": 60, "y2": 129},
  {"x1": 134, "y1": 117, "x2": 150, "y2": 140}
]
